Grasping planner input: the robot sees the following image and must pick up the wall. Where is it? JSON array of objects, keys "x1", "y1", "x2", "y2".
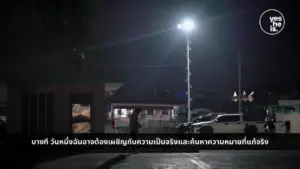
[
  {"x1": 104, "y1": 83, "x2": 124, "y2": 96},
  {"x1": 6, "y1": 84, "x2": 105, "y2": 133},
  {"x1": 7, "y1": 85, "x2": 22, "y2": 133},
  {"x1": 0, "y1": 82, "x2": 6, "y2": 104}
]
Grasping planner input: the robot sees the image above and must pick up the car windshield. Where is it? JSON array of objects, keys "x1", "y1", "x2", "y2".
[{"x1": 193, "y1": 114, "x2": 218, "y2": 123}]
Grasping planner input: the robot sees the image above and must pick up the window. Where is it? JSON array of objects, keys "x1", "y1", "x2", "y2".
[
  {"x1": 71, "y1": 93, "x2": 93, "y2": 134},
  {"x1": 162, "y1": 110, "x2": 168, "y2": 115},
  {"x1": 227, "y1": 115, "x2": 240, "y2": 122},
  {"x1": 147, "y1": 109, "x2": 154, "y2": 115},
  {"x1": 72, "y1": 103, "x2": 91, "y2": 133},
  {"x1": 217, "y1": 115, "x2": 240, "y2": 122},
  {"x1": 118, "y1": 109, "x2": 122, "y2": 115},
  {"x1": 154, "y1": 109, "x2": 161, "y2": 116},
  {"x1": 193, "y1": 119, "x2": 200, "y2": 123}
]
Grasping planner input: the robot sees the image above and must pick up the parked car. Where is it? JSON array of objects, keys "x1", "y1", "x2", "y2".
[
  {"x1": 175, "y1": 113, "x2": 221, "y2": 133},
  {"x1": 191, "y1": 113, "x2": 265, "y2": 133}
]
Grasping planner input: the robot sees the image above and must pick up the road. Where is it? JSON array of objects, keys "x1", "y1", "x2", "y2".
[
  {"x1": 111, "y1": 151, "x2": 300, "y2": 169},
  {"x1": 32, "y1": 151, "x2": 300, "y2": 169},
  {"x1": 34, "y1": 153, "x2": 128, "y2": 169}
]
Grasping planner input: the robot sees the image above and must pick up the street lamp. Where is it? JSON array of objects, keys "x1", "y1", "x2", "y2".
[
  {"x1": 177, "y1": 19, "x2": 195, "y2": 122},
  {"x1": 177, "y1": 19, "x2": 195, "y2": 32}
]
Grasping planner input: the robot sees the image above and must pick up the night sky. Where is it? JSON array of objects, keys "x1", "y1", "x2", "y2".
[{"x1": 1, "y1": 0, "x2": 299, "y2": 104}]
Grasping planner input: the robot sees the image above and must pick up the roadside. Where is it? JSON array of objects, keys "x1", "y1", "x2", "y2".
[
  {"x1": 34, "y1": 153, "x2": 131, "y2": 169},
  {"x1": 108, "y1": 151, "x2": 300, "y2": 169}
]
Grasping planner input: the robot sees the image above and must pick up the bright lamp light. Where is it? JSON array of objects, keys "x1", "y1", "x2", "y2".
[{"x1": 177, "y1": 19, "x2": 195, "y2": 32}]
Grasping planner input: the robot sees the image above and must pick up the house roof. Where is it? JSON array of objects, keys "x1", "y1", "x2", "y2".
[
  {"x1": 6, "y1": 70, "x2": 121, "y2": 85},
  {"x1": 109, "y1": 83, "x2": 185, "y2": 104},
  {"x1": 111, "y1": 100, "x2": 185, "y2": 105},
  {"x1": 111, "y1": 102, "x2": 185, "y2": 109}
]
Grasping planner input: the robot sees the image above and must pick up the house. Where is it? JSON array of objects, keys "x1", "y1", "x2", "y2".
[
  {"x1": 106, "y1": 83, "x2": 186, "y2": 133},
  {"x1": 5, "y1": 80, "x2": 123, "y2": 133},
  {"x1": 278, "y1": 100, "x2": 300, "y2": 111},
  {"x1": 0, "y1": 82, "x2": 7, "y2": 126},
  {"x1": 109, "y1": 101, "x2": 185, "y2": 133}
]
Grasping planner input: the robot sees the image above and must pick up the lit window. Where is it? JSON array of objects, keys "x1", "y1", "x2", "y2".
[{"x1": 154, "y1": 109, "x2": 161, "y2": 115}]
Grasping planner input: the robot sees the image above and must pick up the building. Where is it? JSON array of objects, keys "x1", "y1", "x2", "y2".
[
  {"x1": 107, "y1": 83, "x2": 185, "y2": 133},
  {"x1": 5, "y1": 82, "x2": 123, "y2": 134},
  {"x1": 278, "y1": 100, "x2": 300, "y2": 111},
  {"x1": 0, "y1": 82, "x2": 7, "y2": 124},
  {"x1": 109, "y1": 101, "x2": 184, "y2": 133}
]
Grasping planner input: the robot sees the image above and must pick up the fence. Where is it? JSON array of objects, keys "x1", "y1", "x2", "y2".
[{"x1": 114, "y1": 118, "x2": 178, "y2": 133}]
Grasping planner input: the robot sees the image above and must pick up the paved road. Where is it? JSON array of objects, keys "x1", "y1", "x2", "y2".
[
  {"x1": 111, "y1": 151, "x2": 300, "y2": 169},
  {"x1": 34, "y1": 153, "x2": 128, "y2": 169},
  {"x1": 30, "y1": 151, "x2": 300, "y2": 169}
]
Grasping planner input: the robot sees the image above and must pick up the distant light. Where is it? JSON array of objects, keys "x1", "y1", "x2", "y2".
[{"x1": 177, "y1": 19, "x2": 195, "y2": 32}]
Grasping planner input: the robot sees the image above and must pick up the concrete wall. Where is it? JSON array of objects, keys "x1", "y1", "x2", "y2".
[
  {"x1": 0, "y1": 82, "x2": 6, "y2": 104},
  {"x1": 6, "y1": 84, "x2": 106, "y2": 133}
]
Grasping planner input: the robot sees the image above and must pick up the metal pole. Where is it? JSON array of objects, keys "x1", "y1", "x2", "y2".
[
  {"x1": 238, "y1": 52, "x2": 242, "y2": 114},
  {"x1": 187, "y1": 35, "x2": 192, "y2": 122}
]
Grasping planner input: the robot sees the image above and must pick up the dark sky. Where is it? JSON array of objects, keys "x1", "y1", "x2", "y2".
[{"x1": 1, "y1": 0, "x2": 298, "y2": 97}]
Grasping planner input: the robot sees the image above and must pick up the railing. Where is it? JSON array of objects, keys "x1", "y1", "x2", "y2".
[{"x1": 113, "y1": 121, "x2": 177, "y2": 133}]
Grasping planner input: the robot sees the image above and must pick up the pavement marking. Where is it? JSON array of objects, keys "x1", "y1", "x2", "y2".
[
  {"x1": 190, "y1": 159, "x2": 208, "y2": 169},
  {"x1": 182, "y1": 153, "x2": 211, "y2": 169}
]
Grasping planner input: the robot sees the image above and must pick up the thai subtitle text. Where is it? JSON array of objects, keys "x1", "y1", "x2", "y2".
[{"x1": 31, "y1": 137, "x2": 269, "y2": 146}]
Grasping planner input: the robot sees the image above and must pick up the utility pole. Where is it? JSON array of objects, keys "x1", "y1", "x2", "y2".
[
  {"x1": 177, "y1": 19, "x2": 195, "y2": 122},
  {"x1": 232, "y1": 52, "x2": 254, "y2": 113},
  {"x1": 238, "y1": 51, "x2": 242, "y2": 114},
  {"x1": 186, "y1": 35, "x2": 192, "y2": 122}
]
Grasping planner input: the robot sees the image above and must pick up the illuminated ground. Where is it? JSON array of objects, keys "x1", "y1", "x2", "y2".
[{"x1": 33, "y1": 151, "x2": 300, "y2": 169}]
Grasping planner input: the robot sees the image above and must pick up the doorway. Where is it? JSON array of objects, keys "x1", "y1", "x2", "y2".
[
  {"x1": 285, "y1": 121, "x2": 291, "y2": 133},
  {"x1": 70, "y1": 93, "x2": 93, "y2": 133},
  {"x1": 22, "y1": 93, "x2": 54, "y2": 133}
]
